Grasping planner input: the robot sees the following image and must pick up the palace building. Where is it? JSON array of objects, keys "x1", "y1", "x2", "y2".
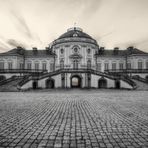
[{"x1": 0, "y1": 27, "x2": 148, "y2": 90}]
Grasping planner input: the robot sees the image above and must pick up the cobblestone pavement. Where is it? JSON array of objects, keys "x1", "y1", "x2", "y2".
[{"x1": 0, "y1": 90, "x2": 148, "y2": 148}]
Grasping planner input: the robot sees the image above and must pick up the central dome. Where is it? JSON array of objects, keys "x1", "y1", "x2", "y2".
[{"x1": 58, "y1": 27, "x2": 93, "y2": 40}]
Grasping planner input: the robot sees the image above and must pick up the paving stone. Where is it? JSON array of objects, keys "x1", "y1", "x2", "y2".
[{"x1": 0, "y1": 90, "x2": 148, "y2": 148}]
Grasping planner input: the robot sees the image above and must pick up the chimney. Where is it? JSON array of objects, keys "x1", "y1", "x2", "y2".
[
  {"x1": 32, "y1": 47, "x2": 37, "y2": 51},
  {"x1": 113, "y1": 47, "x2": 119, "y2": 55}
]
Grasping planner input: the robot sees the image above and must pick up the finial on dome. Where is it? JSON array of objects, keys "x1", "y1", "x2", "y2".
[
  {"x1": 74, "y1": 22, "x2": 76, "y2": 30},
  {"x1": 67, "y1": 25, "x2": 83, "y2": 32}
]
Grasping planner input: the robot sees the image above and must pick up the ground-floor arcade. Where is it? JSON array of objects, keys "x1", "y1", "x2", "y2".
[{"x1": 20, "y1": 72, "x2": 134, "y2": 90}]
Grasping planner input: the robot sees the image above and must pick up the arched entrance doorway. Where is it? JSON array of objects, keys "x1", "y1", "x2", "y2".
[
  {"x1": 46, "y1": 79, "x2": 55, "y2": 89},
  {"x1": 71, "y1": 75, "x2": 81, "y2": 88},
  {"x1": 98, "y1": 78, "x2": 107, "y2": 88},
  {"x1": 32, "y1": 81, "x2": 38, "y2": 89},
  {"x1": 115, "y1": 80, "x2": 120, "y2": 89}
]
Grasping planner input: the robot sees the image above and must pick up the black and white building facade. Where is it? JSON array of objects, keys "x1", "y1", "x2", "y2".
[{"x1": 0, "y1": 27, "x2": 148, "y2": 90}]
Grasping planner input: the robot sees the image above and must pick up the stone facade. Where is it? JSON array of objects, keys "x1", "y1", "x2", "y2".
[{"x1": 0, "y1": 27, "x2": 148, "y2": 89}]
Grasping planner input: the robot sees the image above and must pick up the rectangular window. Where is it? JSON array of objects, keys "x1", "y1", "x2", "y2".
[
  {"x1": 146, "y1": 61, "x2": 148, "y2": 69},
  {"x1": 119, "y1": 63, "x2": 124, "y2": 70},
  {"x1": 138, "y1": 61, "x2": 142, "y2": 69},
  {"x1": 19, "y1": 63, "x2": 24, "y2": 69},
  {"x1": 50, "y1": 63, "x2": 54, "y2": 72},
  {"x1": 35, "y1": 63, "x2": 39, "y2": 70},
  {"x1": 27, "y1": 63, "x2": 32, "y2": 69},
  {"x1": 0, "y1": 62, "x2": 4, "y2": 69},
  {"x1": 8, "y1": 62, "x2": 13, "y2": 69},
  {"x1": 112, "y1": 63, "x2": 116, "y2": 70},
  {"x1": 127, "y1": 63, "x2": 131, "y2": 69},
  {"x1": 104, "y1": 63, "x2": 109, "y2": 71},
  {"x1": 97, "y1": 63, "x2": 101, "y2": 71},
  {"x1": 42, "y1": 63, "x2": 47, "y2": 70}
]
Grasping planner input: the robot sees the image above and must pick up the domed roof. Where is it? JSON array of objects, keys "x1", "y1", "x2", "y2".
[{"x1": 58, "y1": 27, "x2": 94, "y2": 40}]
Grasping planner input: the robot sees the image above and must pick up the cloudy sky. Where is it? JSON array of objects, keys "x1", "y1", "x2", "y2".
[{"x1": 0, "y1": 0, "x2": 148, "y2": 52}]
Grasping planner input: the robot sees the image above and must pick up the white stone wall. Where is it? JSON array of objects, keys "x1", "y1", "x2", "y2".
[
  {"x1": 25, "y1": 57, "x2": 54, "y2": 72},
  {"x1": 127, "y1": 55, "x2": 148, "y2": 69},
  {"x1": 97, "y1": 56, "x2": 126, "y2": 72},
  {"x1": 0, "y1": 56, "x2": 18, "y2": 69},
  {"x1": 53, "y1": 41, "x2": 97, "y2": 69}
]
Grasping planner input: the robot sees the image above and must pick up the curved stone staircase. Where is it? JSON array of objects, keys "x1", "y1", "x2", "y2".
[
  {"x1": 131, "y1": 76, "x2": 148, "y2": 90},
  {"x1": 0, "y1": 76, "x2": 24, "y2": 91},
  {"x1": 0, "y1": 69, "x2": 140, "y2": 91},
  {"x1": 18, "y1": 69, "x2": 137, "y2": 90}
]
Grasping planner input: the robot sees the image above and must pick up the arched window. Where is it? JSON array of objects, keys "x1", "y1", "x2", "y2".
[
  {"x1": 97, "y1": 63, "x2": 101, "y2": 71},
  {"x1": 0, "y1": 61, "x2": 4, "y2": 69},
  {"x1": 19, "y1": 63, "x2": 24, "y2": 69},
  {"x1": 87, "y1": 48, "x2": 91, "y2": 54},
  {"x1": 34, "y1": 61, "x2": 39, "y2": 70},
  {"x1": 8, "y1": 61, "x2": 13, "y2": 69},
  {"x1": 42, "y1": 61, "x2": 47, "y2": 70},
  {"x1": 138, "y1": 60, "x2": 143, "y2": 69},
  {"x1": 146, "y1": 60, "x2": 148, "y2": 69},
  {"x1": 87, "y1": 60, "x2": 91, "y2": 69},
  {"x1": 27, "y1": 61, "x2": 32, "y2": 69},
  {"x1": 119, "y1": 62, "x2": 124, "y2": 70},
  {"x1": 112, "y1": 62, "x2": 116, "y2": 70},
  {"x1": 60, "y1": 59, "x2": 64, "y2": 69},
  {"x1": 73, "y1": 60, "x2": 78, "y2": 69},
  {"x1": 60, "y1": 49, "x2": 64, "y2": 54},
  {"x1": 104, "y1": 62, "x2": 109, "y2": 71},
  {"x1": 127, "y1": 62, "x2": 131, "y2": 69}
]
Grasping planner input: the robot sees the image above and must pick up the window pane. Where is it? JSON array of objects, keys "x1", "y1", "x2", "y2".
[
  {"x1": 119, "y1": 63, "x2": 123, "y2": 70},
  {"x1": 8, "y1": 62, "x2": 12, "y2": 69},
  {"x1": 0, "y1": 62, "x2": 4, "y2": 69},
  {"x1": 127, "y1": 63, "x2": 131, "y2": 69},
  {"x1": 50, "y1": 63, "x2": 54, "y2": 71},
  {"x1": 97, "y1": 63, "x2": 101, "y2": 71},
  {"x1": 138, "y1": 61, "x2": 142, "y2": 69},
  {"x1": 146, "y1": 61, "x2": 148, "y2": 69},
  {"x1": 42, "y1": 63, "x2": 47, "y2": 70},
  {"x1": 19, "y1": 63, "x2": 24, "y2": 69},
  {"x1": 60, "y1": 60, "x2": 64, "y2": 69},
  {"x1": 112, "y1": 63, "x2": 116, "y2": 70},
  {"x1": 87, "y1": 60, "x2": 91, "y2": 69},
  {"x1": 27, "y1": 63, "x2": 32, "y2": 69},
  {"x1": 104, "y1": 63, "x2": 109, "y2": 70},
  {"x1": 35, "y1": 63, "x2": 39, "y2": 70}
]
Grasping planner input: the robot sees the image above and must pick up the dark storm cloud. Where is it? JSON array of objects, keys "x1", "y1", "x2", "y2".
[
  {"x1": 7, "y1": 39, "x2": 27, "y2": 48},
  {"x1": 0, "y1": 37, "x2": 11, "y2": 51},
  {"x1": 0, "y1": 0, "x2": 148, "y2": 52},
  {"x1": 0, "y1": 42, "x2": 10, "y2": 51}
]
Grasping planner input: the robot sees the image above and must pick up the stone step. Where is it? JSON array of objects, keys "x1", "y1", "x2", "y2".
[{"x1": 132, "y1": 79, "x2": 148, "y2": 90}]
